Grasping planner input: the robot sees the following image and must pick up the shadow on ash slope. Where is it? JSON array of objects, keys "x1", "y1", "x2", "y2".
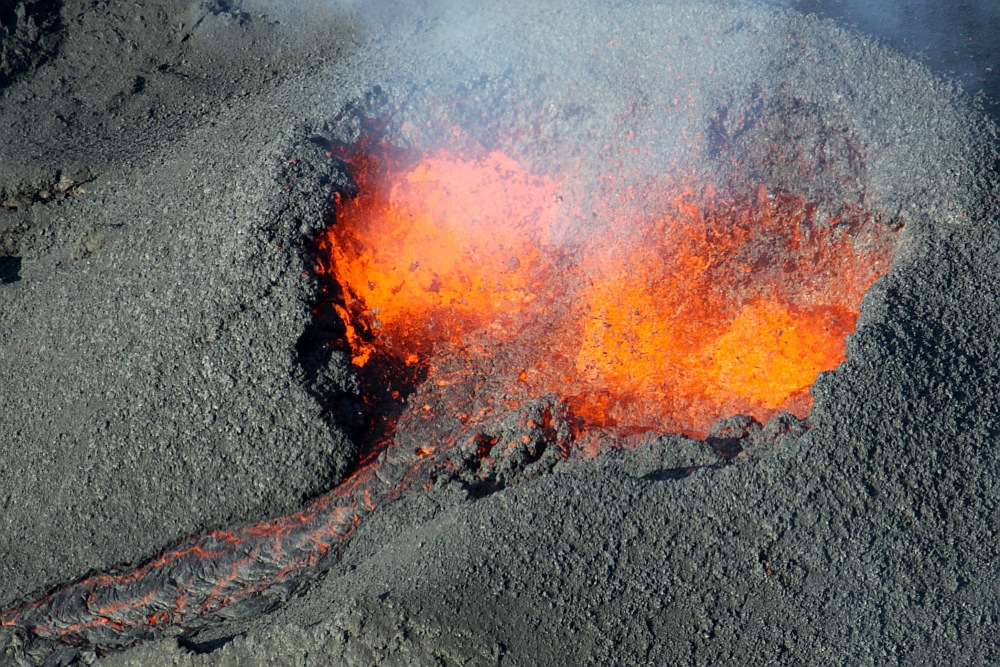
[{"x1": 2, "y1": 1, "x2": 998, "y2": 665}]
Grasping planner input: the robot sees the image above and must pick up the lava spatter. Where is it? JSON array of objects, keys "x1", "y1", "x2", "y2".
[
  {"x1": 316, "y1": 148, "x2": 562, "y2": 368},
  {"x1": 323, "y1": 150, "x2": 898, "y2": 437},
  {"x1": 569, "y1": 186, "x2": 896, "y2": 435}
]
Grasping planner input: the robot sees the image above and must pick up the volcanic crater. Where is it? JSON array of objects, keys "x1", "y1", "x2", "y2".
[{"x1": 0, "y1": 1, "x2": 997, "y2": 666}]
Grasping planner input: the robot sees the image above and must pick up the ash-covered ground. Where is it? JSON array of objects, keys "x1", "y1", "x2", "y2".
[{"x1": 1, "y1": 1, "x2": 998, "y2": 665}]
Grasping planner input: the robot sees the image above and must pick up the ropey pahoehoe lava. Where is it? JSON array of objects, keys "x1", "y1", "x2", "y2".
[{"x1": 1, "y1": 134, "x2": 899, "y2": 658}]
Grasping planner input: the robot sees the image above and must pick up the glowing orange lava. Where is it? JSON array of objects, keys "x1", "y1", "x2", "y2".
[
  {"x1": 318, "y1": 149, "x2": 560, "y2": 367},
  {"x1": 569, "y1": 186, "x2": 894, "y2": 433},
  {"x1": 319, "y1": 148, "x2": 898, "y2": 437}
]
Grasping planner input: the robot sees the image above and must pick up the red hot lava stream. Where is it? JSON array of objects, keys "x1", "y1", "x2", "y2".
[{"x1": 1, "y1": 144, "x2": 898, "y2": 657}]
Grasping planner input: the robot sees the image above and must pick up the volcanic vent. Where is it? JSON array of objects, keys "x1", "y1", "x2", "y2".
[
  {"x1": 2, "y1": 85, "x2": 903, "y2": 661},
  {"x1": 313, "y1": 103, "x2": 901, "y2": 459}
]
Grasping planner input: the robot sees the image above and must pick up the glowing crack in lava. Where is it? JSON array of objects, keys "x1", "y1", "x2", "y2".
[
  {"x1": 1, "y1": 144, "x2": 899, "y2": 659},
  {"x1": 322, "y1": 149, "x2": 898, "y2": 438}
]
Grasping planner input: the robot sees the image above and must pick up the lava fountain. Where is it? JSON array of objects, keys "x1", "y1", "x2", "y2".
[
  {"x1": 320, "y1": 140, "x2": 898, "y2": 441},
  {"x1": 1, "y1": 132, "x2": 899, "y2": 658}
]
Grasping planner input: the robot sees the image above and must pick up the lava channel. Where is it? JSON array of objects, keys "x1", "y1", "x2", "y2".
[{"x1": 1, "y1": 142, "x2": 900, "y2": 659}]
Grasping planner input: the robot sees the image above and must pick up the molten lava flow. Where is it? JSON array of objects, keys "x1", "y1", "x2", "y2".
[
  {"x1": 322, "y1": 151, "x2": 898, "y2": 438},
  {"x1": 0, "y1": 375, "x2": 573, "y2": 658}
]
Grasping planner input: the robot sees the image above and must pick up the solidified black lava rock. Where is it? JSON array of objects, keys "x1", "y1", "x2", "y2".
[{"x1": 0, "y1": 0, "x2": 61, "y2": 90}]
